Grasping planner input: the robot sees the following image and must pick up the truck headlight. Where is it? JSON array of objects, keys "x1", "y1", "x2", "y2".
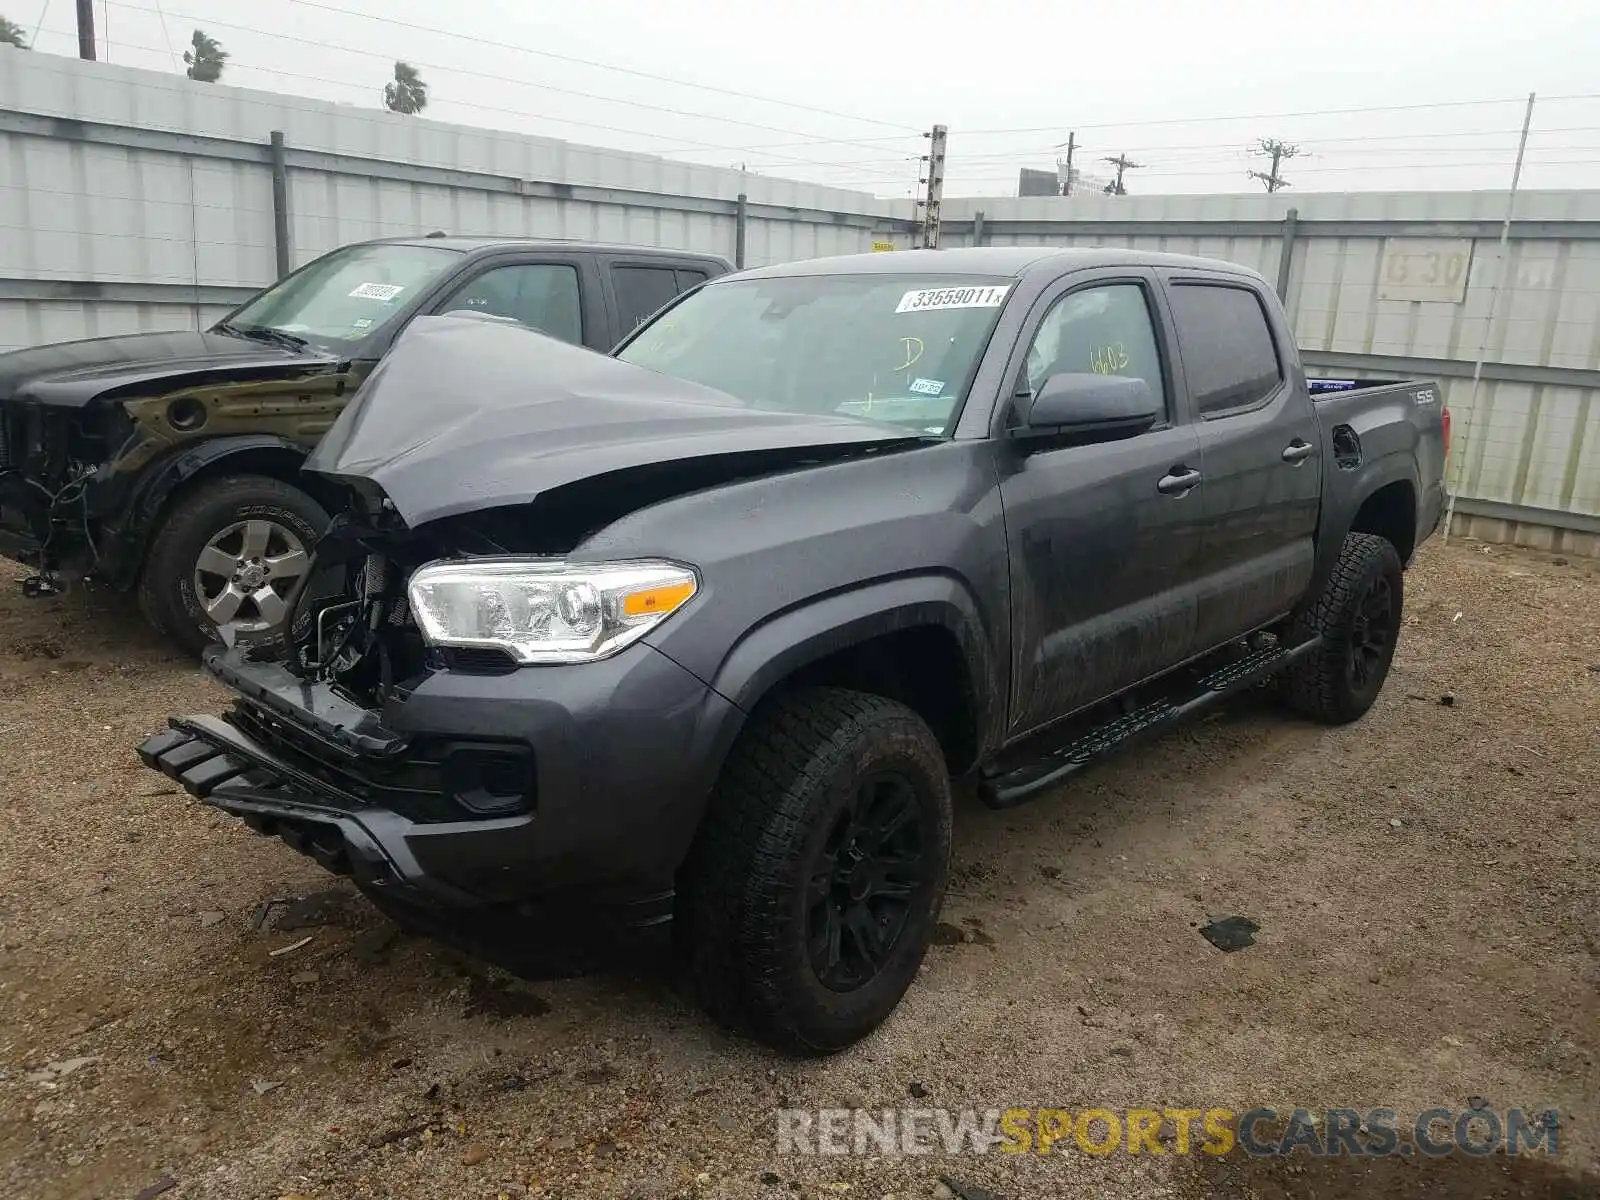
[{"x1": 407, "y1": 559, "x2": 698, "y2": 664}]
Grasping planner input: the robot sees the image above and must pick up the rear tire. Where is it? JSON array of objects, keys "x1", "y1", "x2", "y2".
[
  {"x1": 141, "y1": 475, "x2": 328, "y2": 658},
  {"x1": 1279, "y1": 532, "x2": 1404, "y2": 725},
  {"x1": 678, "y1": 687, "x2": 952, "y2": 1055}
]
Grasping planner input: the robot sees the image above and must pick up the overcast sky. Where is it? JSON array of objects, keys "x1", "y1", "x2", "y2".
[{"x1": 11, "y1": 0, "x2": 1600, "y2": 198}]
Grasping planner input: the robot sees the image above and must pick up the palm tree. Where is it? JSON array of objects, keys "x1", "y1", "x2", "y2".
[
  {"x1": 183, "y1": 29, "x2": 228, "y2": 82},
  {"x1": 0, "y1": 16, "x2": 29, "y2": 48},
  {"x1": 383, "y1": 62, "x2": 428, "y2": 115}
]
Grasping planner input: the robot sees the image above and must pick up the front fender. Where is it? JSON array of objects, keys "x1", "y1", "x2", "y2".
[
  {"x1": 702, "y1": 572, "x2": 1004, "y2": 755},
  {"x1": 121, "y1": 433, "x2": 312, "y2": 541}
]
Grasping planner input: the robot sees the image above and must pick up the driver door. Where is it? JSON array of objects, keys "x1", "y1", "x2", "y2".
[{"x1": 995, "y1": 272, "x2": 1207, "y2": 738}]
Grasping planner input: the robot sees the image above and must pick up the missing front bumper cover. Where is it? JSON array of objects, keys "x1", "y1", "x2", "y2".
[{"x1": 136, "y1": 715, "x2": 477, "y2": 906}]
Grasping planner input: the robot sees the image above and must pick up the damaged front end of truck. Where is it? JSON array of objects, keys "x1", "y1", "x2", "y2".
[{"x1": 137, "y1": 314, "x2": 929, "y2": 943}]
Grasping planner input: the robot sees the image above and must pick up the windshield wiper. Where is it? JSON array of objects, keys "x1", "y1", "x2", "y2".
[{"x1": 215, "y1": 321, "x2": 310, "y2": 351}]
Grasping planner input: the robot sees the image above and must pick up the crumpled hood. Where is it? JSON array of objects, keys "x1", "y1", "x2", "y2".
[
  {"x1": 304, "y1": 314, "x2": 927, "y2": 527},
  {"x1": 0, "y1": 329, "x2": 337, "y2": 408}
]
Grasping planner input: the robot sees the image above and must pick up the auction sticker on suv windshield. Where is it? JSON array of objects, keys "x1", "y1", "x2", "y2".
[
  {"x1": 349, "y1": 282, "x2": 406, "y2": 301},
  {"x1": 896, "y1": 285, "x2": 1010, "y2": 314}
]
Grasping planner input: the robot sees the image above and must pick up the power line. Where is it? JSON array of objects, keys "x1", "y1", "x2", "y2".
[
  {"x1": 102, "y1": 1, "x2": 922, "y2": 157},
  {"x1": 1247, "y1": 138, "x2": 1303, "y2": 192},
  {"x1": 967, "y1": 93, "x2": 1600, "y2": 137},
  {"x1": 658, "y1": 109, "x2": 1600, "y2": 160},
  {"x1": 42, "y1": 23, "x2": 917, "y2": 180},
  {"x1": 148, "y1": 0, "x2": 175, "y2": 70},
  {"x1": 941, "y1": 157, "x2": 1600, "y2": 184},
  {"x1": 784, "y1": 137, "x2": 1600, "y2": 172},
  {"x1": 1101, "y1": 153, "x2": 1143, "y2": 195},
  {"x1": 283, "y1": 0, "x2": 920, "y2": 134}
]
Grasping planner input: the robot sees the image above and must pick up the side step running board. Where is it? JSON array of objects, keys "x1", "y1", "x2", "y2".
[{"x1": 978, "y1": 637, "x2": 1321, "y2": 809}]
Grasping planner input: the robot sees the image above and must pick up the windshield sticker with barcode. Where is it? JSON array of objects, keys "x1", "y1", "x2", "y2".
[
  {"x1": 896, "y1": 285, "x2": 1010, "y2": 314},
  {"x1": 908, "y1": 377, "x2": 945, "y2": 396},
  {"x1": 349, "y1": 282, "x2": 405, "y2": 301}
]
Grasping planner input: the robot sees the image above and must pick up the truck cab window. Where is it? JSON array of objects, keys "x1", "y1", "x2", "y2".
[
  {"x1": 1023, "y1": 284, "x2": 1165, "y2": 415},
  {"x1": 438, "y1": 264, "x2": 583, "y2": 344},
  {"x1": 614, "y1": 266, "x2": 686, "y2": 331},
  {"x1": 1168, "y1": 284, "x2": 1283, "y2": 415}
]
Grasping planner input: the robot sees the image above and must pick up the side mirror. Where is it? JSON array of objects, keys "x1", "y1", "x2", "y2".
[{"x1": 1020, "y1": 373, "x2": 1161, "y2": 438}]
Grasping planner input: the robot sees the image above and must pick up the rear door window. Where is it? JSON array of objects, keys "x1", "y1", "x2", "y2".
[
  {"x1": 1168, "y1": 283, "x2": 1283, "y2": 415},
  {"x1": 614, "y1": 265, "x2": 692, "y2": 332}
]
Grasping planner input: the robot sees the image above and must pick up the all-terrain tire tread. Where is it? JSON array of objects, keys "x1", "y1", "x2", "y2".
[
  {"x1": 679, "y1": 686, "x2": 949, "y2": 1055},
  {"x1": 1281, "y1": 532, "x2": 1403, "y2": 724}
]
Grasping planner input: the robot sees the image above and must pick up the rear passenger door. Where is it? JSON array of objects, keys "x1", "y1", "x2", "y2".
[
  {"x1": 1160, "y1": 274, "x2": 1321, "y2": 648},
  {"x1": 430, "y1": 255, "x2": 604, "y2": 348},
  {"x1": 605, "y1": 260, "x2": 715, "y2": 342}
]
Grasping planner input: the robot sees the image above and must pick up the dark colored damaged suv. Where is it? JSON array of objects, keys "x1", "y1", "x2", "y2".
[
  {"x1": 138, "y1": 248, "x2": 1448, "y2": 1054},
  {"x1": 0, "y1": 236, "x2": 729, "y2": 652}
]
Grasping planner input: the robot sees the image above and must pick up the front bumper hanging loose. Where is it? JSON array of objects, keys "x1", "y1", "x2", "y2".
[
  {"x1": 137, "y1": 714, "x2": 483, "y2": 907},
  {"x1": 134, "y1": 641, "x2": 746, "y2": 926}
]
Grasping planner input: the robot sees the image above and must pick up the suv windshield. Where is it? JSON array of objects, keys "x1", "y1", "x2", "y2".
[
  {"x1": 616, "y1": 274, "x2": 1015, "y2": 434},
  {"x1": 217, "y1": 243, "x2": 462, "y2": 350}
]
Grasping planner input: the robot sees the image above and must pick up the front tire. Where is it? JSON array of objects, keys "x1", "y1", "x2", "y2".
[
  {"x1": 140, "y1": 475, "x2": 328, "y2": 658},
  {"x1": 1280, "y1": 532, "x2": 1405, "y2": 724},
  {"x1": 679, "y1": 687, "x2": 952, "y2": 1055}
]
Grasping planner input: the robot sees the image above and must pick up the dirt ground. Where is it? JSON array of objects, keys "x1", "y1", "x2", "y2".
[{"x1": 1, "y1": 539, "x2": 1596, "y2": 1200}]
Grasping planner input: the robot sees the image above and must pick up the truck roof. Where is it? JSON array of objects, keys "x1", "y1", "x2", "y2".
[
  {"x1": 730, "y1": 246, "x2": 1266, "y2": 283},
  {"x1": 365, "y1": 234, "x2": 732, "y2": 263}
]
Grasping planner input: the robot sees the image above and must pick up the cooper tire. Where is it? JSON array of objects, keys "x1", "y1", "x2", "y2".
[
  {"x1": 141, "y1": 474, "x2": 328, "y2": 658},
  {"x1": 678, "y1": 687, "x2": 952, "y2": 1056},
  {"x1": 1280, "y1": 532, "x2": 1405, "y2": 725}
]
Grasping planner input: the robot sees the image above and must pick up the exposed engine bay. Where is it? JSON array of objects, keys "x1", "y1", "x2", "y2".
[
  {"x1": 0, "y1": 400, "x2": 126, "y2": 584},
  {"x1": 273, "y1": 502, "x2": 471, "y2": 708}
]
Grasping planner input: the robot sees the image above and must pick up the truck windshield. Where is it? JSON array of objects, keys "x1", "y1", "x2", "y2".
[
  {"x1": 217, "y1": 243, "x2": 462, "y2": 351},
  {"x1": 616, "y1": 274, "x2": 1015, "y2": 434}
]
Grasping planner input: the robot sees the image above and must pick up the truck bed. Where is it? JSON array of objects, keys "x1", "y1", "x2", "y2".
[{"x1": 1307, "y1": 375, "x2": 1446, "y2": 436}]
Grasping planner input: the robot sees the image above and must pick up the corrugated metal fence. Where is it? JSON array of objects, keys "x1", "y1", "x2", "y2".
[
  {"x1": 2, "y1": 51, "x2": 1596, "y2": 552},
  {"x1": 0, "y1": 50, "x2": 908, "y2": 354}
]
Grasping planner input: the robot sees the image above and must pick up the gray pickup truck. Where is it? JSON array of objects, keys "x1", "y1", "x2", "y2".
[{"x1": 138, "y1": 247, "x2": 1449, "y2": 1055}]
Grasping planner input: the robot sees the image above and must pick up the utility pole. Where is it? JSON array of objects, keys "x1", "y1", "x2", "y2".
[
  {"x1": 1102, "y1": 153, "x2": 1142, "y2": 196},
  {"x1": 918, "y1": 123, "x2": 947, "y2": 248},
  {"x1": 75, "y1": 0, "x2": 96, "y2": 59},
  {"x1": 1247, "y1": 138, "x2": 1302, "y2": 193},
  {"x1": 1060, "y1": 131, "x2": 1076, "y2": 196}
]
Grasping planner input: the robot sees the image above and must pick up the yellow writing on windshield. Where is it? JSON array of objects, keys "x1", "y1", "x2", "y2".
[{"x1": 895, "y1": 337, "x2": 924, "y2": 372}]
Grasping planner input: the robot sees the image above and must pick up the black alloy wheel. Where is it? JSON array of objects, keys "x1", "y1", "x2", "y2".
[
  {"x1": 1347, "y1": 571, "x2": 1397, "y2": 692},
  {"x1": 807, "y1": 770, "x2": 928, "y2": 992}
]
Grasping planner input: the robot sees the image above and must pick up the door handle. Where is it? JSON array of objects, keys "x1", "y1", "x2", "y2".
[
  {"x1": 1282, "y1": 439, "x2": 1316, "y2": 463},
  {"x1": 1157, "y1": 467, "x2": 1203, "y2": 496}
]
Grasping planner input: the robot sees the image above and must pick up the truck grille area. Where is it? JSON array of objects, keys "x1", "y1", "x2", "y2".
[
  {"x1": 137, "y1": 722, "x2": 406, "y2": 890},
  {"x1": 226, "y1": 701, "x2": 459, "y2": 821},
  {"x1": 226, "y1": 700, "x2": 536, "y2": 821}
]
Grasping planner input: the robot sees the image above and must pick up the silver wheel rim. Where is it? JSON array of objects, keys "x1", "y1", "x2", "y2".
[{"x1": 192, "y1": 518, "x2": 311, "y2": 638}]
